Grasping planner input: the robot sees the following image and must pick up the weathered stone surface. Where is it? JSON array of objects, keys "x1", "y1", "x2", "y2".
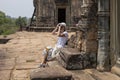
[
  {"x1": 57, "y1": 48, "x2": 97, "y2": 70},
  {"x1": 87, "y1": 31, "x2": 97, "y2": 40},
  {"x1": 111, "y1": 66, "x2": 120, "y2": 76},
  {"x1": 57, "y1": 48, "x2": 84, "y2": 70},
  {"x1": 30, "y1": 0, "x2": 83, "y2": 30},
  {"x1": 16, "y1": 55, "x2": 41, "y2": 64},
  {"x1": 11, "y1": 78, "x2": 29, "y2": 80},
  {"x1": 67, "y1": 0, "x2": 98, "y2": 70},
  {"x1": 82, "y1": 40, "x2": 98, "y2": 53},
  {"x1": 0, "y1": 58, "x2": 15, "y2": 70},
  {"x1": 48, "y1": 61, "x2": 61, "y2": 67},
  {"x1": 30, "y1": 66, "x2": 72, "y2": 80},
  {"x1": 104, "y1": 72, "x2": 120, "y2": 80},
  {"x1": 97, "y1": 0, "x2": 110, "y2": 71},
  {"x1": 16, "y1": 62, "x2": 39, "y2": 70},
  {"x1": 0, "y1": 31, "x2": 120, "y2": 80},
  {"x1": 71, "y1": 70, "x2": 95, "y2": 80},
  {"x1": 12, "y1": 70, "x2": 29, "y2": 80},
  {"x1": 85, "y1": 69, "x2": 120, "y2": 80},
  {"x1": 0, "y1": 70, "x2": 11, "y2": 80},
  {"x1": 67, "y1": 35, "x2": 76, "y2": 48},
  {"x1": 0, "y1": 49, "x2": 7, "y2": 59}
]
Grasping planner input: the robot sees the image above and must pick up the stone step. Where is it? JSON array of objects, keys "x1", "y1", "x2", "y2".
[
  {"x1": 84, "y1": 69, "x2": 120, "y2": 80},
  {"x1": 57, "y1": 48, "x2": 96, "y2": 70},
  {"x1": 30, "y1": 66, "x2": 72, "y2": 80},
  {"x1": 39, "y1": 60, "x2": 120, "y2": 80},
  {"x1": 70, "y1": 70, "x2": 95, "y2": 80},
  {"x1": 48, "y1": 61, "x2": 95, "y2": 80},
  {"x1": 29, "y1": 27, "x2": 55, "y2": 32}
]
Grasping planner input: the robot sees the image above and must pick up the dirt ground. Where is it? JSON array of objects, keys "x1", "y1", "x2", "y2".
[{"x1": 0, "y1": 31, "x2": 75, "y2": 80}]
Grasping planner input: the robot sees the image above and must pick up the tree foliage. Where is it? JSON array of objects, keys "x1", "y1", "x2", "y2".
[
  {"x1": 15, "y1": 16, "x2": 27, "y2": 27},
  {"x1": 0, "y1": 11, "x2": 6, "y2": 25},
  {"x1": 0, "y1": 11, "x2": 29, "y2": 35}
]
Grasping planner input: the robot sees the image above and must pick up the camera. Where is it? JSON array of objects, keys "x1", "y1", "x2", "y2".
[{"x1": 57, "y1": 23, "x2": 61, "y2": 27}]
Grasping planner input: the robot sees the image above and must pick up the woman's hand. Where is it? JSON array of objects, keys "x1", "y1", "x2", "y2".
[
  {"x1": 58, "y1": 26, "x2": 61, "y2": 30},
  {"x1": 56, "y1": 23, "x2": 60, "y2": 29},
  {"x1": 52, "y1": 23, "x2": 60, "y2": 35}
]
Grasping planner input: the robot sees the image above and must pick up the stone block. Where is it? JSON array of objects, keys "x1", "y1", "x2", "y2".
[
  {"x1": 57, "y1": 48, "x2": 97, "y2": 70},
  {"x1": 57, "y1": 48, "x2": 84, "y2": 70},
  {"x1": 30, "y1": 66, "x2": 72, "y2": 80}
]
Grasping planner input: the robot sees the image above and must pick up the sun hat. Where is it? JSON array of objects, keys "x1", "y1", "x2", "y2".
[{"x1": 60, "y1": 22, "x2": 66, "y2": 27}]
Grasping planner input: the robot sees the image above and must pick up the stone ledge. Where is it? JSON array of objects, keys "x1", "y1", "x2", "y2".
[
  {"x1": 57, "y1": 48, "x2": 97, "y2": 70},
  {"x1": 30, "y1": 66, "x2": 72, "y2": 80}
]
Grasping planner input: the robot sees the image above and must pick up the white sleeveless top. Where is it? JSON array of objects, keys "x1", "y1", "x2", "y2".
[{"x1": 56, "y1": 31, "x2": 68, "y2": 48}]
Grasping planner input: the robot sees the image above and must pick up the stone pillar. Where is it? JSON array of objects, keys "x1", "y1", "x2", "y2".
[
  {"x1": 82, "y1": 0, "x2": 98, "y2": 68},
  {"x1": 68, "y1": 0, "x2": 98, "y2": 68},
  {"x1": 77, "y1": 0, "x2": 98, "y2": 54},
  {"x1": 111, "y1": 0, "x2": 120, "y2": 76},
  {"x1": 97, "y1": 0, "x2": 110, "y2": 71}
]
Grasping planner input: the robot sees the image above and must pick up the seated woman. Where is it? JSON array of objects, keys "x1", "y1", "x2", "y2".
[{"x1": 39, "y1": 22, "x2": 68, "y2": 67}]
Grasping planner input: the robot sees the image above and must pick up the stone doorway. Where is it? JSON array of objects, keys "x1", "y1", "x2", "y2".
[{"x1": 58, "y1": 8, "x2": 66, "y2": 23}]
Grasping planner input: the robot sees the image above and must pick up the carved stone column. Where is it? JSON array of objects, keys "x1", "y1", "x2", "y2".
[
  {"x1": 97, "y1": 0, "x2": 110, "y2": 71},
  {"x1": 77, "y1": 0, "x2": 98, "y2": 54},
  {"x1": 68, "y1": 0, "x2": 98, "y2": 68},
  {"x1": 111, "y1": 0, "x2": 120, "y2": 76}
]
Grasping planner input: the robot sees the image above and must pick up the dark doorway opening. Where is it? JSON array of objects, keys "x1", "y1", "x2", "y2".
[{"x1": 58, "y1": 8, "x2": 66, "y2": 23}]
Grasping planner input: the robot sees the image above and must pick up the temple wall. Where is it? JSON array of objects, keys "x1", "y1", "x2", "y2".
[{"x1": 31, "y1": 0, "x2": 83, "y2": 27}]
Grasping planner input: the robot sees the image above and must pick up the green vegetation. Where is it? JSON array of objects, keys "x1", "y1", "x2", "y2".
[
  {"x1": 15, "y1": 16, "x2": 27, "y2": 28},
  {"x1": 0, "y1": 11, "x2": 29, "y2": 35}
]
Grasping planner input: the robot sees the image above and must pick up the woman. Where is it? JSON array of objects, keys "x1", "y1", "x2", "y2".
[{"x1": 39, "y1": 22, "x2": 68, "y2": 67}]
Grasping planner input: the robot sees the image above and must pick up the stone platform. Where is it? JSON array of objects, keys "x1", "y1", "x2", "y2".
[{"x1": 0, "y1": 32, "x2": 119, "y2": 80}]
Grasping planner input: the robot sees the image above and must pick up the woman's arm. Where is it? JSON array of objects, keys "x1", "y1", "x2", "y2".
[
  {"x1": 51, "y1": 27, "x2": 58, "y2": 35},
  {"x1": 57, "y1": 26, "x2": 66, "y2": 37},
  {"x1": 51, "y1": 24, "x2": 60, "y2": 35}
]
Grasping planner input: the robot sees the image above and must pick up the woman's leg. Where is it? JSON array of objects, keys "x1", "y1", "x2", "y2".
[
  {"x1": 41, "y1": 52, "x2": 48, "y2": 64},
  {"x1": 40, "y1": 48, "x2": 50, "y2": 66},
  {"x1": 50, "y1": 47, "x2": 61, "y2": 60}
]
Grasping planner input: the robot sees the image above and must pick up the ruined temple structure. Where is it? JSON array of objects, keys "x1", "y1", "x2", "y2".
[
  {"x1": 30, "y1": 0, "x2": 120, "y2": 75},
  {"x1": 30, "y1": 0, "x2": 83, "y2": 31},
  {"x1": 68, "y1": 0, "x2": 120, "y2": 73},
  {"x1": 61, "y1": 0, "x2": 99, "y2": 70}
]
